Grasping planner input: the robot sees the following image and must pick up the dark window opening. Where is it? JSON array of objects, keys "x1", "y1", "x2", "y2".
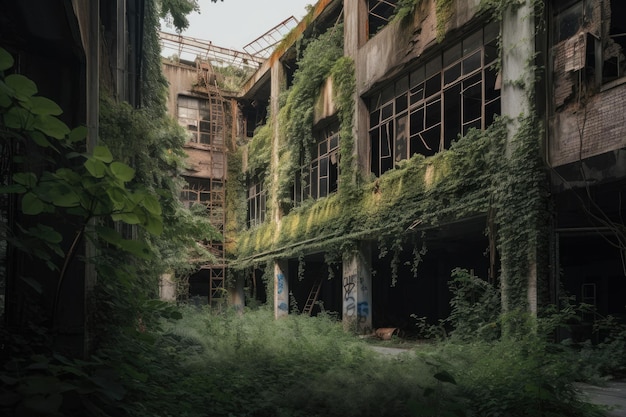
[
  {"x1": 181, "y1": 177, "x2": 225, "y2": 235},
  {"x1": 368, "y1": 0, "x2": 398, "y2": 39},
  {"x1": 368, "y1": 23, "x2": 501, "y2": 176},
  {"x1": 247, "y1": 178, "x2": 266, "y2": 228},
  {"x1": 603, "y1": 2, "x2": 626, "y2": 82},
  {"x1": 294, "y1": 124, "x2": 340, "y2": 203}
]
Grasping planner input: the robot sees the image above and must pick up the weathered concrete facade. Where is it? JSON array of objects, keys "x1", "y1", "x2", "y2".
[{"x1": 161, "y1": 0, "x2": 626, "y2": 335}]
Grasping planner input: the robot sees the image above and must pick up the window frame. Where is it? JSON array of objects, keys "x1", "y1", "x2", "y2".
[{"x1": 368, "y1": 23, "x2": 500, "y2": 177}]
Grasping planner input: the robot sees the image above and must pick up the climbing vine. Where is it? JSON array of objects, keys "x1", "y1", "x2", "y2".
[
  {"x1": 435, "y1": 0, "x2": 455, "y2": 42},
  {"x1": 277, "y1": 23, "x2": 345, "y2": 206}
]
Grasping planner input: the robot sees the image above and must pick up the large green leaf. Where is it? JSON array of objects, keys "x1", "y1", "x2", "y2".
[
  {"x1": 68, "y1": 125, "x2": 88, "y2": 143},
  {"x1": 110, "y1": 161, "x2": 136, "y2": 182},
  {"x1": 27, "y1": 96, "x2": 63, "y2": 116},
  {"x1": 96, "y1": 225, "x2": 123, "y2": 245},
  {"x1": 111, "y1": 212, "x2": 141, "y2": 224},
  {"x1": 13, "y1": 172, "x2": 37, "y2": 187},
  {"x1": 55, "y1": 168, "x2": 82, "y2": 183},
  {"x1": 50, "y1": 188, "x2": 81, "y2": 207},
  {"x1": 141, "y1": 193, "x2": 162, "y2": 216},
  {"x1": 93, "y1": 145, "x2": 113, "y2": 163},
  {"x1": 143, "y1": 214, "x2": 163, "y2": 236},
  {"x1": 0, "y1": 47, "x2": 14, "y2": 71},
  {"x1": 5, "y1": 74, "x2": 37, "y2": 98},
  {"x1": 0, "y1": 184, "x2": 26, "y2": 193},
  {"x1": 117, "y1": 238, "x2": 152, "y2": 260},
  {"x1": 29, "y1": 224, "x2": 63, "y2": 244},
  {"x1": 30, "y1": 131, "x2": 54, "y2": 148},
  {"x1": 106, "y1": 186, "x2": 129, "y2": 210},
  {"x1": 21, "y1": 192, "x2": 45, "y2": 215},
  {"x1": 3, "y1": 106, "x2": 32, "y2": 129},
  {"x1": 33, "y1": 114, "x2": 70, "y2": 139},
  {"x1": 84, "y1": 158, "x2": 106, "y2": 178}
]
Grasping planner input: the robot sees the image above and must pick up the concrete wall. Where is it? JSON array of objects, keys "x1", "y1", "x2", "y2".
[
  {"x1": 162, "y1": 61, "x2": 199, "y2": 116},
  {"x1": 355, "y1": 0, "x2": 482, "y2": 96}
]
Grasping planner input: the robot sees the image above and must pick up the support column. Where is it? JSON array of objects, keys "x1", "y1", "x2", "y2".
[
  {"x1": 274, "y1": 260, "x2": 289, "y2": 319},
  {"x1": 342, "y1": 243, "x2": 372, "y2": 333},
  {"x1": 500, "y1": 0, "x2": 541, "y2": 321}
]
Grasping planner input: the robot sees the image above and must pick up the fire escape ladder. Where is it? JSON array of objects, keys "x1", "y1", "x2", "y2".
[
  {"x1": 302, "y1": 278, "x2": 323, "y2": 316},
  {"x1": 204, "y1": 75, "x2": 227, "y2": 306}
]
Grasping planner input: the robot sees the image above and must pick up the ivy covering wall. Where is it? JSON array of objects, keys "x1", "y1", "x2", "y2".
[{"x1": 231, "y1": 0, "x2": 550, "y2": 329}]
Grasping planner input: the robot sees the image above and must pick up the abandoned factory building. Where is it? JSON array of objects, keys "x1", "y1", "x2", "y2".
[{"x1": 160, "y1": 0, "x2": 626, "y2": 335}]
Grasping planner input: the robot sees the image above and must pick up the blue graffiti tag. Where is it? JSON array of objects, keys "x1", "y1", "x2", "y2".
[
  {"x1": 277, "y1": 273, "x2": 285, "y2": 295},
  {"x1": 357, "y1": 302, "x2": 369, "y2": 319},
  {"x1": 278, "y1": 302, "x2": 288, "y2": 311}
]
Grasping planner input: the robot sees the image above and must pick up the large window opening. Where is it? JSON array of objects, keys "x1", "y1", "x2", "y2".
[
  {"x1": 247, "y1": 178, "x2": 266, "y2": 228},
  {"x1": 177, "y1": 94, "x2": 225, "y2": 146},
  {"x1": 294, "y1": 124, "x2": 340, "y2": 205},
  {"x1": 369, "y1": 23, "x2": 500, "y2": 177},
  {"x1": 368, "y1": 0, "x2": 398, "y2": 39},
  {"x1": 552, "y1": 0, "x2": 626, "y2": 100}
]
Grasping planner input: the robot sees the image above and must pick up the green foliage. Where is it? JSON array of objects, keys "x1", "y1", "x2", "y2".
[
  {"x1": 435, "y1": 0, "x2": 455, "y2": 42},
  {"x1": 246, "y1": 124, "x2": 272, "y2": 177},
  {"x1": 277, "y1": 23, "x2": 345, "y2": 205},
  {"x1": 235, "y1": 119, "x2": 507, "y2": 266},
  {"x1": 393, "y1": 0, "x2": 423, "y2": 21},
  {"x1": 0, "y1": 47, "x2": 163, "y2": 281},
  {"x1": 158, "y1": 0, "x2": 221, "y2": 32},
  {"x1": 331, "y1": 56, "x2": 358, "y2": 202},
  {"x1": 213, "y1": 65, "x2": 255, "y2": 92},
  {"x1": 225, "y1": 147, "x2": 246, "y2": 254},
  {"x1": 99, "y1": 94, "x2": 220, "y2": 277},
  {"x1": 445, "y1": 268, "x2": 501, "y2": 341},
  {"x1": 434, "y1": 336, "x2": 605, "y2": 417}
]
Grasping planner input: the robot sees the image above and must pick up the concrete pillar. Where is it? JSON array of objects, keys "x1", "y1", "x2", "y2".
[
  {"x1": 342, "y1": 243, "x2": 372, "y2": 333},
  {"x1": 270, "y1": 61, "x2": 286, "y2": 224},
  {"x1": 344, "y1": 0, "x2": 370, "y2": 179},
  {"x1": 274, "y1": 260, "x2": 289, "y2": 319},
  {"x1": 84, "y1": 0, "x2": 100, "y2": 358},
  {"x1": 159, "y1": 273, "x2": 176, "y2": 301},
  {"x1": 500, "y1": 0, "x2": 538, "y2": 316},
  {"x1": 116, "y1": 0, "x2": 127, "y2": 99}
]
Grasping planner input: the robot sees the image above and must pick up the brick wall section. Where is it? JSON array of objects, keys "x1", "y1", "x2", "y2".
[{"x1": 549, "y1": 81, "x2": 626, "y2": 167}]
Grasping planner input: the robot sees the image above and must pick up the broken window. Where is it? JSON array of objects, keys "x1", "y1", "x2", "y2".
[
  {"x1": 294, "y1": 124, "x2": 340, "y2": 205},
  {"x1": 247, "y1": 178, "x2": 266, "y2": 228},
  {"x1": 603, "y1": 1, "x2": 626, "y2": 81},
  {"x1": 551, "y1": 0, "x2": 626, "y2": 107},
  {"x1": 181, "y1": 177, "x2": 225, "y2": 233},
  {"x1": 177, "y1": 94, "x2": 225, "y2": 146},
  {"x1": 181, "y1": 177, "x2": 212, "y2": 209},
  {"x1": 369, "y1": 23, "x2": 500, "y2": 177},
  {"x1": 368, "y1": 0, "x2": 398, "y2": 39}
]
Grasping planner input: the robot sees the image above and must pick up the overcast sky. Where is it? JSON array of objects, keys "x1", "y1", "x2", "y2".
[{"x1": 161, "y1": 0, "x2": 315, "y2": 51}]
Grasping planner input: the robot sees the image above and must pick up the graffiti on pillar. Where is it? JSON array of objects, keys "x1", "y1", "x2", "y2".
[
  {"x1": 357, "y1": 301, "x2": 369, "y2": 321},
  {"x1": 278, "y1": 302, "x2": 288, "y2": 311},
  {"x1": 276, "y1": 272, "x2": 285, "y2": 295},
  {"x1": 343, "y1": 273, "x2": 357, "y2": 318}
]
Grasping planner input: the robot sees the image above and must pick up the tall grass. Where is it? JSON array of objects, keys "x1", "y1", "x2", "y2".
[{"x1": 107, "y1": 304, "x2": 608, "y2": 417}]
